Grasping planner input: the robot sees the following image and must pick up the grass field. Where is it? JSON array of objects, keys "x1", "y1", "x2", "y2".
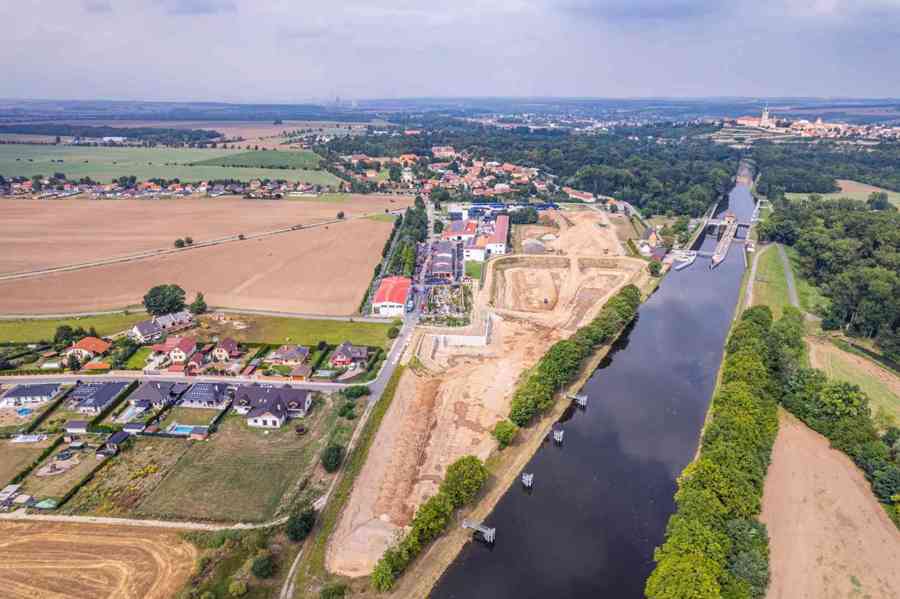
[
  {"x1": 786, "y1": 179, "x2": 900, "y2": 208},
  {"x1": 190, "y1": 149, "x2": 321, "y2": 169},
  {"x1": 465, "y1": 261, "x2": 483, "y2": 279},
  {"x1": 62, "y1": 436, "x2": 191, "y2": 516},
  {"x1": 200, "y1": 314, "x2": 394, "y2": 348},
  {"x1": 0, "y1": 312, "x2": 146, "y2": 342},
  {"x1": 752, "y1": 245, "x2": 791, "y2": 318},
  {"x1": 0, "y1": 144, "x2": 338, "y2": 185},
  {"x1": 783, "y1": 246, "x2": 831, "y2": 316},
  {"x1": 124, "y1": 347, "x2": 152, "y2": 370},
  {"x1": 0, "y1": 440, "x2": 52, "y2": 486},
  {"x1": 159, "y1": 407, "x2": 220, "y2": 430},
  {"x1": 20, "y1": 440, "x2": 105, "y2": 501},
  {"x1": 138, "y1": 402, "x2": 342, "y2": 522}
]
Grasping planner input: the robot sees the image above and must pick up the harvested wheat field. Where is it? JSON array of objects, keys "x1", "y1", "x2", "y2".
[
  {"x1": 760, "y1": 410, "x2": 900, "y2": 599},
  {"x1": 0, "y1": 521, "x2": 196, "y2": 599},
  {"x1": 0, "y1": 194, "x2": 410, "y2": 274},
  {"x1": 0, "y1": 216, "x2": 394, "y2": 315},
  {"x1": 326, "y1": 209, "x2": 644, "y2": 577}
]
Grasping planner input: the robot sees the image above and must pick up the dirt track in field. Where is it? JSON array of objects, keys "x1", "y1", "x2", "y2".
[
  {"x1": 0, "y1": 521, "x2": 196, "y2": 599},
  {"x1": 0, "y1": 195, "x2": 410, "y2": 275},
  {"x1": 761, "y1": 410, "x2": 900, "y2": 599}
]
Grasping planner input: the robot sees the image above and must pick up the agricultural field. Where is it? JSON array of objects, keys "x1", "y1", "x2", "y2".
[
  {"x1": 0, "y1": 521, "x2": 196, "y2": 599},
  {"x1": 190, "y1": 149, "x2": 321, "y2": 169},
  {"x1": 137, "y1": 399, "x2": 350, "y2": 522},
  {"x1": 0, "y1": 312, "x2": 146, "y2": 342},
  {"x1": 0, "y1": 144, "x2": 338, "y2": 185},
  {"x1": 0, "y1": 205, "x2": 406, "y2": 315},
  {"x1": 0, "y1": 439, "x2": 53, "y2": 486},
  {"x1": 0, "y1": 194, "x2": 408, "y2": 275},
  {"x1": 786, "y1": 179, "x2": 900, "y2": 208},
  {"x1": 62, "y1": 437, "x2": 191, "y2": 516},
  {"x1": 200, "y1": 314, "x2": 393, "y2": 348}
]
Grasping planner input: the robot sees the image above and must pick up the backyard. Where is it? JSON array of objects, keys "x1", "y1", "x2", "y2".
[
  {"x1": 19, "y1": 438, "x2": 107, "y2": 502},
  {"x1": 124, "y1": 347, "x2": 152, "y2": 370},
  {"x1": 137, "y1": 396, "x2": 351, "y2": 522},
  {"x1": 158, "y1": 407, "x2": 221, "y2": 430},
  {"x1": 0, "y1": 439, "x2": 53, "y2": 486}
]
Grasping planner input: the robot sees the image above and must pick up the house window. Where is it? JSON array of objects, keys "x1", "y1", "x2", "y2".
[{"x1": 262, "y1": 419, "x2": 268, "y2": 426}]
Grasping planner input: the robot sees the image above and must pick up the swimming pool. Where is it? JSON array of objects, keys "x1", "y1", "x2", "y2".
[
  {"x1": 167, "y1": 423, "x2": 194, "y2": 436},
  {"x1": 16, "y1": 407, "x2": 33, "y2": 417}
]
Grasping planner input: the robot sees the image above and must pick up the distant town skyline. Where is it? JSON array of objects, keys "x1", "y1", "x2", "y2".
[{"x1": 3, "y1": 0, "x2": 900, "y2": 102}]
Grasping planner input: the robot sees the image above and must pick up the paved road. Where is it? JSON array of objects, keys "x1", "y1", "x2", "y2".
[
  {"x1": 0, "y1": 372, "x2": 351, "y2": 390},
  {"x1": 744, "y1": 244, "x2": 765, "y2": 310},
  {"x1": 777, "y1": 244, "x2": 800, "y2": 308}
]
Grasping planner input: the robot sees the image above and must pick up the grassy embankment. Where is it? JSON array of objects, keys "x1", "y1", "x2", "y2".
[
  {"x1": 0, "y1": 312, "x2": 147, "y2": 343},
  {"x1": 751, "y1": 245, "x2": 791, "y2": 318}
]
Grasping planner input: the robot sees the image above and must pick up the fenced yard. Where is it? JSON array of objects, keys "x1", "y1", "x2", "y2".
[
  {"x1": 19, "y1": 438, "x2": 106, "y2": 502},
  {"x1": 0, "y1": 440, "x2": 52, "y2": 486}
]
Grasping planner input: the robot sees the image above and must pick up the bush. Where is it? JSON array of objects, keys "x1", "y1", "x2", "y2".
[
  {"x1": 251, "y1": 554, "x2": 275, "y2": 579},
  {"x1": 174, "y1": 238, "x2": 185, "y2": 248},
  {"x1": 387, "y1": 326, "x2": 400, "y2": 339},
  {"x1": 443, "y1": 456, "x2": 489, "y2": 507},
  {"x1": 649, "y1": 261, "x2": 662, "y2": 277},
  {"x1": 228, "y1": 580, "x2": 248, "y2": 597},
  {"x1": 320, "y1": 582, "x2": 348, "y2": 599},
  {"x1": 492, "y1": 419, "x2": 518, "y2": 448},
  {"x1": 286, "y1": 508, "x2": 316, "y2": 542},
  {"x1": 338, "y1": 401, "x2": 356, "y2": 419},
  {"x1": 343, "y1": 385, "x2": 370, "y2": 399},
  {"x1": 321, "y1": 443, "x2": 345, "y2": 473}
]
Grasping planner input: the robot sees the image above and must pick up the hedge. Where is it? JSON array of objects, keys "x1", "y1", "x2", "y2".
[
  {"x1": 646, "y1": 306, "x2": 783, "y2": 599},
  {"x1": 508, "y1": 284, "x2": 641, "y2": 427},
  {"x1": 371, "y1": 455, "x2": 489, "y2": 591}
]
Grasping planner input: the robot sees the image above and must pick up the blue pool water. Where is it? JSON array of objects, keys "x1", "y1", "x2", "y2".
[
  {"x1": 16, "y1": 407, "x2": 33, "y2": 417},
  {"x1": 168, "y1": 424, "x2": 194, "y2": 435}
]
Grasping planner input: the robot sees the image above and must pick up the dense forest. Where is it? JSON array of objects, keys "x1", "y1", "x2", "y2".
[
  {"x1": 323, "y1": 124, "x2": 738, "y2": 217},
  {"x1": 0, "y1": 124, "x2": 222, "y2": 145},
  {"x1": 758, "y1": 197, "x2": 900, "y2": 359},
  {"x1": 753, "y1": 141, "x2": 900, "y2": 197}
]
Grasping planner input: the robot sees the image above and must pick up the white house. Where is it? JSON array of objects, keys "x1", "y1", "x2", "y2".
[
  {"x1": 0, "y1": 384, "x2": 61, "y2": 407},
  {"x1": 371, "y1": 276, "x2": 412, "y2": 317}
]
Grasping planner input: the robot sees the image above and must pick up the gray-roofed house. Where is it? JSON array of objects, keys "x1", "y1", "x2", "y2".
[
  {"x1": 232, "y1": 384, "x2": 312, "y2": 428},
  {"x1": 212, "y1": 338, "x2": 241, "y2": 362},
  {"x1": 65, "y1": 420, "x2": 89, "y2": 434},
  {"x1": 179, "y1": 383, "x2": 231, "y2": 409},
  {"x1": 128, "y1": 319, "x2": 163, "y2": 344},
  {"x1": 70, "y1": 382, "x2": 129, "y2": 415},
  {"x1": 129, "y1": 381, "x2": 190, "y2": 409},
  {"x1": 155, "y1": 310, "x2": 194, "y2": 332},
  {"x1": 267, "y1": 345, "x2": 310, "y2": 366},
  {"x1": 329, "y1": 341, "x2": 369, "y2": 369},
  {"x1": 0, "y1": 383, "x2": 61, "y2": 407},
  {"x1": 102, "y1": 431, "x2": 130, "y2": 455}
]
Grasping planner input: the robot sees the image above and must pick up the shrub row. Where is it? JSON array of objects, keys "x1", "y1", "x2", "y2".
[
  {"x1": 646, "y1": 306, "x2": 788, "y2": 599},
  {"x1": 508, "y1": 284, "x2": 642, "y2": 426},
  {"x1": 371, "y1": 455, "x2": 489, "y2": 591}
]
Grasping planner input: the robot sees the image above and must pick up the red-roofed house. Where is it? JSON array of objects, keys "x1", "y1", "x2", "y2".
[
  {"x1": 372, "y1": 276, "x2": 412, "y2": 317},
  {"x1": 169, "y1": 337, "x2": 197, "y2": 364},
  {"x1": 64, "y1": 336, "x2": 112, "y2": 365}
]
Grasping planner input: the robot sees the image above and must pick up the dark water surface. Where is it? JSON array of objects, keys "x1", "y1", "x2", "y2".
[{"x1": 431, "y1": 181, "x2": 756, "y2": 598}]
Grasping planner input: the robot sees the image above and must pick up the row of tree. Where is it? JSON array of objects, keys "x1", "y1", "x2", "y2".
[
  {"x1": 371, "y1": 455, "x2": 489, "y2": 591},
  {"x1": 0, "y1": 124, "x2": 222, "y2": 145},
  {"x1": 507, "y1": 284, "x2": 642, "y2": 427},
  {"x1": 646, "y1": 305, "x2": 801, "y2": 599},
  {"x1": 757, "y1": 197, "x2": 900, "y2": 360},
  {"x1": 385, "y1": 197, "x2": 428, "y2": 278}
]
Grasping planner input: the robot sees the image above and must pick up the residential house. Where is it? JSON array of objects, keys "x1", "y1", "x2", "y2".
[
  {"x1": 267, "y1": 345, "x2": 310, "y2": 366},
  {"x1": 232, "y1": 384, "x2": 312, "y2": 429},
  {"x1": 155, "y1": 310, "x2": 194, "y2": 333},
  {"x1": 212, "y1": 338, "x2": 241, "y2": 362},
  {"x1": 289, "y1": 364, "x2": 312, "y2": 381},
  {"x1": 330, "y1": 342, "x2": 369, "y2": 369},
  {"x1": 128, "y1": 381, "x2": 189, "y2": 409},
  {"x1": 562, "y1": 187, "x2": 596, "y2": 203},
  {"x1": 70, "y1": 382, "x2": 129, "y2": 415},
  {"x1": 169, "y1": 337, "x2": 197, "y2": 364},
  {"x1": 179, "y1": 383, "x2": 230, "y2": 409},
  {"x1": 64, "y1": 336, "x2": 112, "y2": 365},
  {"x1": 432, "y1": 145, "x2": 457, "y2": 159},
  {"x1": 101, "y1": 431, "x2": 129, "y2": 455},
  {"x1": 65, "y1": 421, "x2": 89, "y2": 435},
  {"x1": 371, "y1": 276, "x2": 412, "y2": 317},
  {"x1": 128, "y1": 319, "x2": 163, "y2": 344},
  {"x1": 640, "y1": 227, "x2": 660, "y2": 250},
  {"x1": 442, "y1": 220, "x2": 478, "y2": 242},
  {"x1": 0, "y1": 383, "x2": 61, "y2": 407}
]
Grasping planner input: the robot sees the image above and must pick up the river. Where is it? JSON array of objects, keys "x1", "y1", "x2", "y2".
[{"x1": 431, "y1": 176, "x2": 757, "y2": 598}]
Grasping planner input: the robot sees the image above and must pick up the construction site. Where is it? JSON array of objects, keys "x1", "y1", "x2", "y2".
[{"x1": 326, "y1": 206, "x2": 645, "y2": 579}]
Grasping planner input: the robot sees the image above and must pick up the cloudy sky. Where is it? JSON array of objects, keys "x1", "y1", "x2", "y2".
[{"x1": 2, "y1": 0, "x2": 899, "y2": 102}]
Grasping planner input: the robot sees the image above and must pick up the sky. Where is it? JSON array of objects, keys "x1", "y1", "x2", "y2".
[{"x1": 2, "y1": 0, "x2": 900, "y2": 102}]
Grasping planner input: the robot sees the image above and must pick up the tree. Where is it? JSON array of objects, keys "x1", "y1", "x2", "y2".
[
  {"x1": 320, "y1": 582, "x2": 348, "y2": 599},
  {"x1": 174, "y1": 238, "x2": 185, "y2": 248},
  {"x1": 433, "y1": 220, "x2": 444, "y2": 234},
  {"x1": 190, "y1": 292, "x2": 208, "y2": 315},
  {"x1": 184, "y1": 236, "x2": 194, "y2": 245},
  {"x1": 228, "y1": 580, "x2": 248, "y2": 597},
  {"x1": 321, "y1": 443, "x2": 345, "y2": 472},
  {"x1": 286, "y1": 508, "x2": 317, "y2": 542},
  {"x1": 387, "y1": 326, "x2": 400, "y2": 339},
  {"x1": 336, "y1": 211, "x2": 345, "y2": 219},
  {"x1": 343, "y1": 385, "x2": 370, "y2": 399},
  {"x1": 68, "y1": 354, "x2": 82, "y2": 371},
  {"x1": 492, "y1": 420, "x2": 518, "y2": 448},
  {"x1": 649, "y1": 261, "x2": 662, "y2": 277},
  {"x1": 442, "y1": 456, "x2": 489, "y2": 508},
  {"x1": 867, "y1": 191, "x2": 895, "y2": 211},
  {"x1": 54, "y1": 325, "x2": 75, "y2": 345},
  {"x1": 143, "y1": 284, "x2": 186, "y2": 316},
  {"x1": 251, "y1": 554, "x2": 275, "y2": 579}
]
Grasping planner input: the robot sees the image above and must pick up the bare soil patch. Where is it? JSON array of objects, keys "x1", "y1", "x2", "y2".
[
  {"x1": 0, "y1": 216, "x2": 394, "y2": 315},
  {"x1": 0, "y1": 194, "x2": 410, "y2": 274},
  {"x1": 761, "y1": 410, "x2": 900, "y2": 599},
  {"x1": 0, "y1": 521, "x2": 196, "y2": 599}
]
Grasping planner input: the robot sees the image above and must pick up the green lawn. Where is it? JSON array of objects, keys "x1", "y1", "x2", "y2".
[
  {"x1": 189, "y1": 149, "x2": 321, "y2": 169},
  {"x1": 0, "y1": 312, "x2": 147, "y2": 343},
  {"x1": 815, "y1": 341, "x2": 900, "y2": 426},
  {"x1": 203, "y1": 315, "x2": 393, "y2": 348},
  {"x1": 0, "y1": 144, "x2": 337, "y2": 185},
  {"x1": 465, "y1": 261, "x2": 483, "y2": 279},
  {"x1": 124, "y1": 347, "x2": 152, "y2": 370},
  {"x1": 159, "y1": 407, "x2": 220, "y2": 430},
  {"x1": 783, "y1": 246, "x2": 831, "y2": 316},
  {"x1": 752, "y1": 245, "x2": 791, "y2": 318}
]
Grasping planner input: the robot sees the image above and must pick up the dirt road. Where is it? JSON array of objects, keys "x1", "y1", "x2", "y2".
[
  {"x1": 761, "y1": 411, "x2": 900, "y2": 599},
  {"x1": 0, "y1": 521, "x2": 196, "y2": 599}
]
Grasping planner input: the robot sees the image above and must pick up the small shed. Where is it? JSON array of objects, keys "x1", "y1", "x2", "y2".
[{"x1": 66, "y1": 421, "x2": 89, "y2": 435}]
